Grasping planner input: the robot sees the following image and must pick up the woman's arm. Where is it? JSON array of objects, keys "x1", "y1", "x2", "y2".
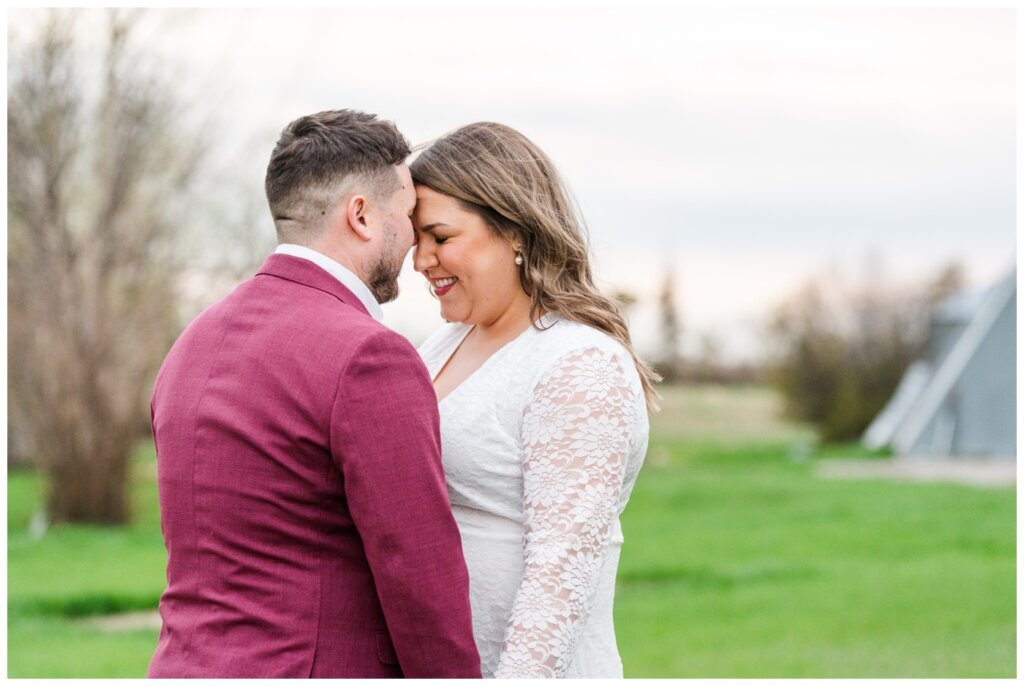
[{"x1": 494, "y1": 347, "x2": 639, "y2": 678}]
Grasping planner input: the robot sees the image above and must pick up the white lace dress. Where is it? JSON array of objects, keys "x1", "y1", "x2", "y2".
[{"x1": 417, "y1": 314, "x2": 649, "y2": 678}]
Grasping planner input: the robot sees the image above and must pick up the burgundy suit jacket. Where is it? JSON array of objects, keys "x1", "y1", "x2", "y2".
[{"x1": 147, "y1": 254, "x2": 480, "y2": 678}]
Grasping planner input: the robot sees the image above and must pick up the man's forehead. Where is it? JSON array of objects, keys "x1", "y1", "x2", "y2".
[{"x1": 398, "y1": 167, "x2": 416, "y2": 207}]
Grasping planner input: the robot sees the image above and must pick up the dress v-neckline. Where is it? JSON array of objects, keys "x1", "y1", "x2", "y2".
[
  {"x1": 431, "y1": 325, "x2": 475, "y2": 404},
  {"x1": 432, "y1": 317, "x2": 549, "y2": 405}
]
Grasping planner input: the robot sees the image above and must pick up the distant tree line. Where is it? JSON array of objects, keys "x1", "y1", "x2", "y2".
[
  {"x1": 645, "y1": 268, "x2": 763, "y2": 385},
  {"x1": 640, "y1": 259, "x2": 966, "y2": 444}
]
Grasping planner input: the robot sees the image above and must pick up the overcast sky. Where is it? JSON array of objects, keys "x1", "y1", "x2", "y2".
[{"x1": 10, "y1": 7, "x2": 1016, "y2": 360}]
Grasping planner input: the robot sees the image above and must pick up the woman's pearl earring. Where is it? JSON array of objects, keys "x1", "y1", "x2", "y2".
[{"x1": 514, "y1": 252, "x2": 524, "y2": 266}]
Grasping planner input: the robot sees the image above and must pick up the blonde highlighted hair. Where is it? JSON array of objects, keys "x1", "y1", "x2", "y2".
[{"x1": 410, "y1": 122, "x2": 661, "y2": 411}]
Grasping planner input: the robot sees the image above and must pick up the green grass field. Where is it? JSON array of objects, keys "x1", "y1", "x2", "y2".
[{"x1": 7, "y1": 385, "x2": 1016, "y2": 677}]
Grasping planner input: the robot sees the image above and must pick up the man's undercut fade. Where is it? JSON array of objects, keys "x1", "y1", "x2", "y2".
[{"x1": 265, "y1": 109, "x2": 411, "y2": 242}]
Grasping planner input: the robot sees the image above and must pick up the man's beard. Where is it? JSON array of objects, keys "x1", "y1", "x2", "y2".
[{"x1": 366, "y1": 225, "x2": 404, "y2": 304}]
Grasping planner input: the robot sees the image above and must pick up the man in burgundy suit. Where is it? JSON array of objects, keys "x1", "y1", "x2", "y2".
[{"x1": 147, "y1": 110, "x2": 480, "y2": 678}]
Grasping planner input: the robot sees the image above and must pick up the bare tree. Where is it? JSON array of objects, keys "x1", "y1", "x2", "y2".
[
  {"x1": 655, "y1": 266, "x2": 682, "y2": 381},
  {"x1": 9, "y1": 10, "x2": 206, "y2": 523}
]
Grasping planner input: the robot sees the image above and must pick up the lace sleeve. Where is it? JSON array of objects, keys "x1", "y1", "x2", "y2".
[{"x1": 494, "y1": 347, "x2": 637, "y2": 678}]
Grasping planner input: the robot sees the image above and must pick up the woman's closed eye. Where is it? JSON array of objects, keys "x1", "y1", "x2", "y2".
[{"x1": 433, "y1": 235, "x2": 449, "y2": 245}]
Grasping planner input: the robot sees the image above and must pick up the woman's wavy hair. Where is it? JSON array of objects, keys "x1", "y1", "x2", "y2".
[{"x1": 409, "y1": 122, "x2": 661, "y2": 412}]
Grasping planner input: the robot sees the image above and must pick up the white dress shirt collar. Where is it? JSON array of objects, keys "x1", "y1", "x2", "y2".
[{"x1": 274, "y1": 243, "x2": 384, "y2": 322}]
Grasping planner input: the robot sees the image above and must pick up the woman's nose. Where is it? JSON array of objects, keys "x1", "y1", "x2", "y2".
[{"x1": 413, "y1": 242, "x2": 436, "y2": 273}]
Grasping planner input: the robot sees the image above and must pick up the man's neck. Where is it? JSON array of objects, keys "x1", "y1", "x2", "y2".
[{"x1": 299, "y1": 239, "x2": 363, "y2": 282}]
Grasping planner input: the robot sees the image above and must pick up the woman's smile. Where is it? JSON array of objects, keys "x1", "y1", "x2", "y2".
[{"x1": 431, "y1": 276, "x2": 459, "y2": 296}]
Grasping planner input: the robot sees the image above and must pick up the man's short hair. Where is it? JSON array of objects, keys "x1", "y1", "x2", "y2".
[{"x1": 265, "y1": 109, "x2": 411, "y2": 240}]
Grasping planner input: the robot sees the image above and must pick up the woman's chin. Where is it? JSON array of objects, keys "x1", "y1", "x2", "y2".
[{"x1": 439, "y1": 305, "x2": 469, "y2": 325}]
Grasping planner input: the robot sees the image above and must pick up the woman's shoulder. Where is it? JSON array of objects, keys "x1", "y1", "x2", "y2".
[
  {"x1": 532, "y1": 314, "x2": 632, "y2": 362},
  {"x1": 523, "y1": 314, "x2": 641, "y2": 394},
  {"x1": 524, "y1": 314, "x2": 647, "y2": 418}
]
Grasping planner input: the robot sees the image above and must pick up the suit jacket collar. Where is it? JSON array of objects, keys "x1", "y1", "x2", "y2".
[{"x1": 256, "y1": 253, "x2": 372, "y2": 318}]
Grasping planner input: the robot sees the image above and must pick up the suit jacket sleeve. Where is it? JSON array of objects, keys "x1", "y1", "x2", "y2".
[{"x1": 329, "y1": 329, "x2": 481, "y2": 678}]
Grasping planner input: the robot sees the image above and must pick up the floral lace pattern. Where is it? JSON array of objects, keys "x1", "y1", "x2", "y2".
[{"x1": 493, "y1": 348, "x2": 638, "y2": 678}]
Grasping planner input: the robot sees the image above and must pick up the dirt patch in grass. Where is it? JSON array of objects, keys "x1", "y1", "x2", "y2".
[
  {"x1": 815, "y1": 456, "x2": 1015, "y2": 488},
  {"x1": 85, "y1": 610, "x2": 161, "y2": 632}
]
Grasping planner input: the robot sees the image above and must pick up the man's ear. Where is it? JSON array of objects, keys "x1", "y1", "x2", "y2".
[{"x1": 345, "y1": 194, "x2": 372, "y2": 242}]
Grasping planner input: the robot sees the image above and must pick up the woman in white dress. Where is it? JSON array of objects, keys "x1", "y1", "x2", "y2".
[{"x1": 410, "y1": 123, "x2": 659, "y2": 678}]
